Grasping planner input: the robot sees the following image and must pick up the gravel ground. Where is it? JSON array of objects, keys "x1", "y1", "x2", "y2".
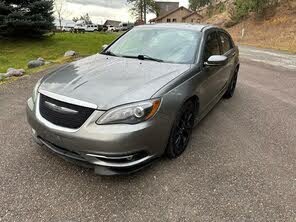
[{"x1": 0, "y1": 47, "x2": 296, "y2": 222}]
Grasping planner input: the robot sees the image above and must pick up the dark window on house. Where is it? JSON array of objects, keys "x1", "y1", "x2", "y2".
[
  {"x1": 173, "y1": 18, "x2": 177, "y2": 22},
  {"x1": 167, "y1": 18, "x2": 171, "y2": 23},
  {"x1": 204, "y1": 32, "x2": 220, "y2": 61},
  {"x1": 219, "y1": 32, "x2": 233, "y2": 54},
  {"x1": 191, "y1": 19, "x2": 194, "y2": 23}
]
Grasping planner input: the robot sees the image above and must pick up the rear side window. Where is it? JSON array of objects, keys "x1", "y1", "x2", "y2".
[
  {"x1": 219, "y1": 32, "x2": 233, "y2": 54},
  {"x1": 204, "y1": 32, "x2": 220, "y2": 61}
]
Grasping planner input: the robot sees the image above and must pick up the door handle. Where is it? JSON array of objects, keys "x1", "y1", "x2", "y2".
[{"x1": 230, "y1": 53, "x2": 236, "y2": 58}]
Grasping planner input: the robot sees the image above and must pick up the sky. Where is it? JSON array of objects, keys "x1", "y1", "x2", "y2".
[{"x1": 57, "y1": 0, "x2": 189, "y2": 24}]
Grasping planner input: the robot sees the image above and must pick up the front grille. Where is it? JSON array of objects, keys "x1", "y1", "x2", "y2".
[{"x1": 39, "y1": 94, "x2": 94, "y2": 129}]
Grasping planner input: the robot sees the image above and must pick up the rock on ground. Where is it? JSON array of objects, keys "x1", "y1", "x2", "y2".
[
  {"x1": 28, "y1": 60, "x2": 45, "y2": 69},
  {"x1": 37, "y1": 57, "x2": 45, "y2": 62},
  {"x1": 5, "y1": 68, "x2": 26, "y2": 77},
  {"x1": 64, "y1": 50, "x2": 77, "y2": 57}
]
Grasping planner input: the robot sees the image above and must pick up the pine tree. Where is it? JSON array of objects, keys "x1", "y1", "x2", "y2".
[{"x1": 0, "y1": 0, "x2": 54, "y2": 38}]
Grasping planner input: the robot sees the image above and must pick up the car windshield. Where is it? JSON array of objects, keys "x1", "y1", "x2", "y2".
[{"x1": 105, "y1": 28, "x2": 201, "y2": 64}]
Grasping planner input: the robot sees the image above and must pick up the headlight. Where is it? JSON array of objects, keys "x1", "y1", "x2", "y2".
[
  {"x1": 32, "y1": 78, "x2": 42, "y2": 103},
  {"x1": 97, "y1": 99, "x2": 161, "y2": 125}
]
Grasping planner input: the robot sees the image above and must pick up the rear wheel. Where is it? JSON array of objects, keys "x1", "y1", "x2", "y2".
[
  {"x1": 224, "y1": 68, "x2": 238, "y2": 99},
  {"x1": 166, "y1": 100, "x2": 195, "y2": 159}
]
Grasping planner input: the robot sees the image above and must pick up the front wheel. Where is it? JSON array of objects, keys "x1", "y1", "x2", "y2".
[{"x1": 166, "y1": 100, "x2": 195, "y2": 159}]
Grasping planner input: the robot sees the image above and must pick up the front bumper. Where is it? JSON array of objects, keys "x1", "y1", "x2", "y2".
[{"x1": 27, "y1": 96, "x2": 171, "y2": 175}]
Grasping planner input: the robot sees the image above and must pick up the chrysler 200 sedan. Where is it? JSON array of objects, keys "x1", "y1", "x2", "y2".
[{"x1": 27, "y1": 24, "x2": 239, "y2": 175}]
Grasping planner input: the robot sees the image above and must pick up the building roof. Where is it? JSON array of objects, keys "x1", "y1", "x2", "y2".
[
  {"x1": 135, "y1": 23, "x2": 214, "y2": 32},
  {"x1": 150, "y1": 6, "x2": 192, "y2": 22},
  {"x1": 155, "y1": 1, "x2": 180, "y2": 4},
  {"x1": 104, "y1": 20, "x2": 121, "y2": 26},
  {"x1": 182, "y1": 11, "x2": 203, "y2": 20},
  {"x1": 155, "y1": 1, "x2": 180, "y2": 16}
]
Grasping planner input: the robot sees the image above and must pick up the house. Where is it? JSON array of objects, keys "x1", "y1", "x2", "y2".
[
  {"x1": 155, "y1": 1, "x2": 179, "y2": 17},
  {"x1": 150, "y1": 6, "x2": 203, "y2": 24},
  {"x1": 182, "y1": 11, "x2": 203, "y2": 23},
  {"x1": 134, "y1": 20, "x2": 145, "y2": 26},
  {"x1": 104, "y1": 20, "x2": 121, "y2": 27}
]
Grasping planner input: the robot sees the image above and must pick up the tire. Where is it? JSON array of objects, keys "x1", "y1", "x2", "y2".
[
  {"x1": 223, "y1": 68, "x2": 239, "y2": 99},
  {"x1": 166, "y1": 100, "x2": 196, "y2": 159}
]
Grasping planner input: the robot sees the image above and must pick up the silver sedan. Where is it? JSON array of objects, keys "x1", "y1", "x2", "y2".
[{"x1": 27, "y1": 24, "x2": 240, "y2": 175}]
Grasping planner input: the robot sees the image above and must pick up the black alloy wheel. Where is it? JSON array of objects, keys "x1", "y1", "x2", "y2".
[{"x1": 166, "y1": 100, "x2": 195, "y2": 159}]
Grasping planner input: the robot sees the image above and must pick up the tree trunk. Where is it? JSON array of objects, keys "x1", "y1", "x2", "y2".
[
  {"x1": 58, "y1": 12, "x2": 62, "y2": 30},
  {"x1": 140, "y1": 0, "x2": 143, "y2": 21},
  {"x1": 144, "y1": 0, "x2": 147, "y2": 24},
  {"x1": 59, "y1": 17, "x2": 62, "y2": 30}
]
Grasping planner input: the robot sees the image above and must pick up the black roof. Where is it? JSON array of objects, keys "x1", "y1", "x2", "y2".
[{"x1": 104, "y1": 20, "x2": 121, "y2": 27}]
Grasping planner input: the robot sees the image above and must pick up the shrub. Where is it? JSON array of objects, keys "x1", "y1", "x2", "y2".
[
  {"x1": 0, "y1": 0, "x2": 55, "y2": 38},
  {"x1": 230, "y1": 0, "x2": 252, "y2": 22},
  {"x1": 217, "y1": 2, "x2": 226, "y2": 13},
  {"x1": 207, "y1": 4, "x2": 215, "y2": 18},
  {"x1": 230, "y1": 0, "x2": 279, "y2": 22}
]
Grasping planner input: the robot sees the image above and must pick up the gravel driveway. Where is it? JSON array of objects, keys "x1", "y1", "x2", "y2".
[{"x1": 0, "y1": 47, "x2": 296, "y2": 221}]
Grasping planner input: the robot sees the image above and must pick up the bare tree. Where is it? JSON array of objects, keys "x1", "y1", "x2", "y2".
[
  {"x1": 128, "y1": 0, "x2": 157, "y2": 23},
  {"x1": 54, "y1": 0, "x2": 66, "y2": 29}
]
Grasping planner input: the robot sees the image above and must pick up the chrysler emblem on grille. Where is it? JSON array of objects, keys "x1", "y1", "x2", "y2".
[{"x1": 44, "y1": 101, "x2": 79, "y2": 114}]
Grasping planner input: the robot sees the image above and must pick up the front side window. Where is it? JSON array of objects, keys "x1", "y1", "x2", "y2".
[
  {"x1": 219, "y1": 32, "x2": 233, "y2": 54},
  {"x1": 204, "y1": 32, "x2": 220, "y2": 61},
  {"x1": 173, "y1": 18, "x2": 177, "y2": 22},
  {"x1": 167, "y1": 18, "x2": 171, "y2": 22},
  {"x1": 105, "y1": 28, "x2": 202, "y2": 64}
]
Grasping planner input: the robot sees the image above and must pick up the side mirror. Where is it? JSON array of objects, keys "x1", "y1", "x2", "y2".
[
  {"x1": 205, "y1": 55, "x2": 228, "y2": 66},
  {"x1": 101, "y1": 44, "x2": 109, "y2": 51}
]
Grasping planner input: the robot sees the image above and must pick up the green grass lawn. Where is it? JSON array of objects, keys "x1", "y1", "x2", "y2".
[{"x1": 0, "y1": 32, "x2": 120, "y2": 73}]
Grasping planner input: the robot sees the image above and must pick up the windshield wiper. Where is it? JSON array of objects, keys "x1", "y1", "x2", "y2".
[
  {"x1": 101, "y1": 51, "x2": 118, "y2": 57},
  {"x1": 121, "y1": 54, "x2": 164, "y2": 62},
  {"x1": 138, "y1": 55, "x2": 164, "y2": 62}
]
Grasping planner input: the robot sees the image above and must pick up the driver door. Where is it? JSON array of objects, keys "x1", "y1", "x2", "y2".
[{"x1": 199, "y1": 31, "x2": 223, "y2": 109}]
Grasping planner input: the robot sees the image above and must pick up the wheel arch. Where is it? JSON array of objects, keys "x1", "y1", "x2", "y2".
[{"x1": 185, "y1": 95, "x2": 200, "y2": 116}]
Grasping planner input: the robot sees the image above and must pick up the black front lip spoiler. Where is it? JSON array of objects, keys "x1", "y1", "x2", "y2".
[
  {"x1": 35, "y1": 136, "x2": 158, "y2": 176},
  {"x1": 54, "y1": 150, "x2": 158, "y2": 176}
]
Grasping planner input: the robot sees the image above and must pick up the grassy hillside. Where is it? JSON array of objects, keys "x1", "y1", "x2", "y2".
[
  {"x1": 227, "y1": 4, "x2": 296, "y2": 53},
  {"x1": 203, "y1": 1, "x2": 296, "y2": 53},
  {"x1": 0, "y1": 32, "x2": 120, "y2": 73}
]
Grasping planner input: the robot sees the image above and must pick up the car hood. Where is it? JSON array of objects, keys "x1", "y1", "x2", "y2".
[{"x1": 39, "y1": 54, "x2": 191, "y2": 110}]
